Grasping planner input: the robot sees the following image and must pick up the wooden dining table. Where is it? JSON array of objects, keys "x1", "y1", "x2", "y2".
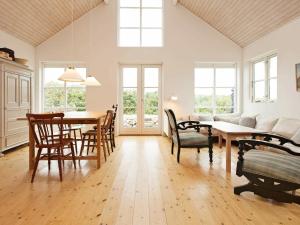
[{"x1": 18, "y1": 111, "x2": 106, "y2": 170}]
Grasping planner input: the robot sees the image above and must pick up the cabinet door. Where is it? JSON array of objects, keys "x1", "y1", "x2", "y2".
[
  {"x1": 19, "y1": 76, "x2": 31, "y2": 108},
  {"x1": 5, "y1": 72, "x2": 19, "y2": 109}
]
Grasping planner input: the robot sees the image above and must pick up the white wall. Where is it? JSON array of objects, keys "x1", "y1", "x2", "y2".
[
  {"x1": 0, "y1": 30, "x2": 35, "y2": 69},
  {"x1": 36, "y1": 0, "x2": 242, "y2": 118},
  {"x1": 243, "y1": 17, "x2": 300, "y2": 119}
]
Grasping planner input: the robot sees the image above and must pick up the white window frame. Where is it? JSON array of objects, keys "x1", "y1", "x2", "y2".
[
  {"x1": 194, "y1": 63, "x2": 237, "y2": 115},
  {"x1": 118, "y1": 0, "x2": 164, "y2": 47},
  {"x1": 251, "y1": 54, "x2": 277, "y2": 102},
  {"x1": 41, "y1": 63, "x2": 87, "y2": 112}
]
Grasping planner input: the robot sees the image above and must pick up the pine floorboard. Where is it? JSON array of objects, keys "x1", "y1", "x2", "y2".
[{"x1": 0, "y1": 136, "x2": 299, "y2": 225}]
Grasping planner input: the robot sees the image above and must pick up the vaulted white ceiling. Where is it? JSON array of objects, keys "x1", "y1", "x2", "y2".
[
  {"x1": 179, "y1": 0, "x2": 300, "y2": 47},
  {"x1": 0, "y1": 0, "x2": 103, "y2": 46},
  {"x1": 0, "y1": 0, "x2": 300, "y2": 47}
]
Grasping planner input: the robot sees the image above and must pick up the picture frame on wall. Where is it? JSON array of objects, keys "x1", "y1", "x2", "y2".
[{"x1": 297, "y1": 63, "x2": 300, "y2": 92}]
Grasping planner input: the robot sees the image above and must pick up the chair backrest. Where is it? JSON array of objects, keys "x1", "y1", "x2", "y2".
[
  {"x1": 103, "y1": 110, "x2": 114, "y2": 131},
  {"x1": 164, "y1": 109, "x2": 180, "y2": 142},
  {"x1": 26, "y1": 113, "x2": 64, "y2": 146},
  {"x1": 112, "y1": 104, "x2": 118, "y2": 120}
]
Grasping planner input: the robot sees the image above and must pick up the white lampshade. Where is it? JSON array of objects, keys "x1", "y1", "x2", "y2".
[
  {"x1": 170, "y1": 96, "x2": 178, "y2": 101},
  {"x1": 82, "y1": 75, "x2": 101, "y2": 86},
  {"x1": 58, "y1": 67, "x2": 85, "y2": 82}
]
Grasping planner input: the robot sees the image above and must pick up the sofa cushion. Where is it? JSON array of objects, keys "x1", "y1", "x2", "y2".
[
  {"x1": 189, "y1": 114, "x2": 214, "y2": 121},
  {"x1": 243, "y1": 150, "x2": 300, "y2": 184},
  {"x1": 214, "y1": 115, "x2": 240, "y2": 124},
  {"x1": 239, "y1": 116, "x2": 256, "y2": 128},
  {"x1": 272, "y1": 118, "x2": 300, "y2": 138},
  {"x1": 173, "y1": 132, "x2": 208, "y2": 147},
  {"x1": 291, "y1": 128, "x2": 300, "y2": 144},
  {"x1": 255, "y1": 115, "x2": 278, "y2": 132}
]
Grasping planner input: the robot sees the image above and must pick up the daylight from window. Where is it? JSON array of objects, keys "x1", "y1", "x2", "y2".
[
  {"x1": 194, "y1": 65, "x2": 236, "y2": 114},
  {"x1": 121, "y1": 66, "x2": 160, "y2": 130},
  {"x1": 43, "y1": 66, "x2": 86, "y2": 112},
  {"x1": 119, "y1": 0, "x2": 163, "y2": 47},
  {"x1": 252, "y1": 55, "x2": 277, "y2": 102}
]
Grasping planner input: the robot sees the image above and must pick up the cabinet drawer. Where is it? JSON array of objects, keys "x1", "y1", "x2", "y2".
[
  {"x1": 5, "y1": 132, "x2": 28, "y2": 147},
  {"x1": 6, "y1": 109, "x2": 30, "y2": 119},
  {"x1": 6, "y1": 119, "x2": 28, "y2": 136}
]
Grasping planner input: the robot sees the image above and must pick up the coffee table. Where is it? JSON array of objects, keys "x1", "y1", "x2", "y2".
[{"x1": 200, "y1": 121, "x2": 259, "y2": 173}]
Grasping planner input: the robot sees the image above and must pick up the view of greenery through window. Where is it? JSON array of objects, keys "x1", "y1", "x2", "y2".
[
  {"x1": 123, "y1": 89, "x2": 159, "y2": 115},
  {"x1": 43, "y1": 67, "x2": 86, "y2": 112},
  {"x1": 194, "y1": 66, "x2": 236, "y2": 114}
]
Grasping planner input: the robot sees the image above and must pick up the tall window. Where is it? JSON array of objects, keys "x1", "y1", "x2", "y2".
[
  {"x1": 194, "y1": 64, "x2": 237, "y2": 114},
  {"x1": 42, "y1": 65, "x2": 86, "y2": 112},
  {"x1": 119, "y1": 0, "x2": 163, "y2": 47},
  {"x1": 252, "y1": 54, "x2": 277, "y2": 102}
]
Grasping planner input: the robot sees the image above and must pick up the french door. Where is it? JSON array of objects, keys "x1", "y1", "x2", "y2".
[{"x1": 119, "y1": 64, "x2": 162, "y2": 135}]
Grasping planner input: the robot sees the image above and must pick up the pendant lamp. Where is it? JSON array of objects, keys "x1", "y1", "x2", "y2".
[{"x1": 58, "y1": 0, "x2": 84, "y2": 82}]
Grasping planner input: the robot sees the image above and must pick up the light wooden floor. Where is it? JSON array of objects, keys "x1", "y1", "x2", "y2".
[{"x1": 0, "y1": 136, "x2": 299, "y2": 225}]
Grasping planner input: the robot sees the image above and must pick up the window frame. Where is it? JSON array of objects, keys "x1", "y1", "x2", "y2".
[
  {"x1": 194, "y1": 63, "x2": 237, "y2": 115},
  {"x1": 251, "y1": 54, "x2": 277, "y2": 102},
  {"x1": 41, "y1": 63, "x2": 87, "y2": 112},
  {"x1": 118, "y1": 0, "x2": 164, "y2": 47}
]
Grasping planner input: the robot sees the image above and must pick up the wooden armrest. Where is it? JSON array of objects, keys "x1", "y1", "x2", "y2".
[
  {"x1": 238, "y1": 139, "x2": 300, "y2": 156},
  {"x1": 251, "y1": 132, "x2": 300, "y2": 146}
]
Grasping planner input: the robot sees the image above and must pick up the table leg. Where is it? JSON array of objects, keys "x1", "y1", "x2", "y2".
[
  {"x1": 29, "y1": 125, "x2": 35, "y2": 170},
  {"x1": 225, "y1": 134, "x2": 232, "y2": 173},
  {"x1": 96, "y1": 119, "x2": 101, "y2": 169},
  {"x1": 218, "y1": 134, "x2": 222, "y2": 148}
]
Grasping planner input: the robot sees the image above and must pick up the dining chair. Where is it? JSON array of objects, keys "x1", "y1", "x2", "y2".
[
  {"x1": 93, "y1": 104, "x2": 118, "y2": 150},
  {"x1": 110, "y1": 104, "x2": 118, "y2": 149},
  {"x1": 80, "y1": 110, "x2": 114, "y2": 161},
  {"x1": 63, "y1": 124, "x2": 82, "y2": 154},
  {"x1": 26, "y1": 113, "x2": 76, "y2": 182}
]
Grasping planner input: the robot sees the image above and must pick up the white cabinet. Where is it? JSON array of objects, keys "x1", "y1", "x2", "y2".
[{"x1": 0, "y1": 59, "x2": 32, "y2": 153}]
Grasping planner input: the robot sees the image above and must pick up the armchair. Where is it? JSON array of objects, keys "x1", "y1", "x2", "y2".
[
  {"x1": 235, "y1": 134, "x2": 300, "y2": 204},
  {"x1": 164, "y1": 109, "x2": 213, "y2": 163}
]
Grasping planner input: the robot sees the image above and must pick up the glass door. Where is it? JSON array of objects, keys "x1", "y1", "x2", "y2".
[{"x1": 119, "y1": 64, "x2": 161, "y2": 134}]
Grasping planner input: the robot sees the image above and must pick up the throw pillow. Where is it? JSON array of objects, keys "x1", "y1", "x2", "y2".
[
  {"x1": 239, "y1": 117, "x2": 256, "y2": 128},
  {"x1": 272, "y1": 118, "x2": 300, "y2": 138},
  {"x1": 255, "y1": 115, "x2": 278, "y2": 132}
]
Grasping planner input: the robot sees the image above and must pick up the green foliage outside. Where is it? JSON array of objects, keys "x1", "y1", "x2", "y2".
[
  {"x1": 44, "y1": 81, "x2": 86, "y2": 112},
  {"x1": 123, "y1": 89, "x2": 158, "y2": 115},
  {"x1": 195, "y1": 91, "x2": 234, "y2": 114}
]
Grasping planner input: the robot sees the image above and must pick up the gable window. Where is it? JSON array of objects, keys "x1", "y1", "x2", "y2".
[
  {"x1": 252, "y1": 54, "x2": 277, "y2": 102},
  {"x1": 194, "y1": 63, "x2": 237, "y2": 114},
  {"x1": 118, "y1": 0, "x2": 163, "y2": 47},
  {"x1": 42, "y1": 64, "x2": 86, "y2": 112}
]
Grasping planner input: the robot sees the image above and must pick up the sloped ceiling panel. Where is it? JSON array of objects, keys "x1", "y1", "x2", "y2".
[
  {"x1": 0, "y1": 0, "x2": 103, "y2": 46},
  {"x1": 179, "y1": 0, "x2": 300, "y2": 47}
]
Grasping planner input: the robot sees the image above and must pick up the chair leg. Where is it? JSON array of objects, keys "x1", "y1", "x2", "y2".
[
  {"x1": 73, "y1": 130, "x2": 78, "y2": 155},
  {"x1": 109, "y1": 130, "x2": 114, "y2": 152},
  {"x1": 79, "y1": 134, "x2": 86, "y2": 163},
  {"x1": 209, "y1": 144, "x2": 213, "y2": 163},
  {"x1": 57, "y1": 148, "x2": 63, "y2": 182},
  {"x1": 70, "y1": 142, "x2": 76, "y2": 169},
  {"x1": 105, "y1": 134, "x2": 110, "y2": 155},
  {"x1": 171, "y1": 142, "x2": 174, "y2": 154},
  {"x1": 101, "y1": 133, "x2": 107, "y2": 161},
  {"x1": 87, "y1": 135, "x2": 91, "y2": 156},
  {"x1": 31, "y1": 147, "x2": 43, "y2": 183},
  {"x1": 197, "y1": 148, "x2": 200, "y2": 153},
  {"x1": 91, "y1": 134, "x2": 96, "y2": 153},
  {"x1": 177, "y1": 146, "x2": 181, "y2": 163},
  {"x1": 47, "y1": 148, "x2": 51, "y2": 170},
  {"x1": 112, "y1": 127, "x2": 116, "y2": 148}
]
